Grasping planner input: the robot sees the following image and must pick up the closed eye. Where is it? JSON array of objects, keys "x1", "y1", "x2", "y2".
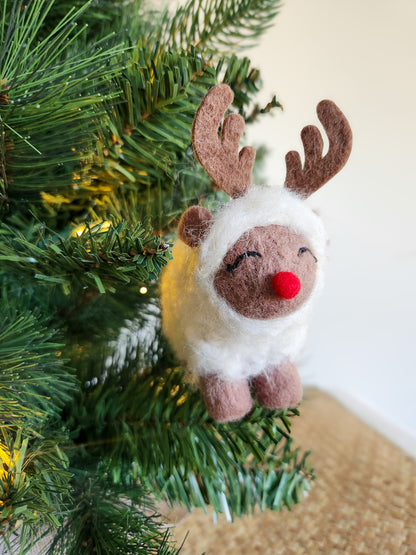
[
  {"x1": 298, "y1": 247, "x2": 317, "y2": 263},
  {"x1": 226, "y1": 251, "x2": 261, "y2": 274}
]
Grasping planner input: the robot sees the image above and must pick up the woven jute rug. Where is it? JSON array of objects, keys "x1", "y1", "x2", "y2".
[{"x1": 170, "y1": 388, "x2": 416, "y2": 554}]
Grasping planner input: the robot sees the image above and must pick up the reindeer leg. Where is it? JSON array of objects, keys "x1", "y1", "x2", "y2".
[
  {"x1": 200, "y1": 375, "x2": 252, "y2": 422},
  {"x1": 253, "y1": 361, "x2": 303, "y2": 409}
]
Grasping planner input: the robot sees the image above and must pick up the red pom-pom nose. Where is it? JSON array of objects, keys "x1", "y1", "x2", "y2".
[{"x1": 272, "y1": 272, "x2": 301, "y2": 300}]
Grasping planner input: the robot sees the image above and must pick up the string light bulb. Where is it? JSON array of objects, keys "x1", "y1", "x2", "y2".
[{"x1": 72, "y1": 220, "x2": 112, "y2": 237}]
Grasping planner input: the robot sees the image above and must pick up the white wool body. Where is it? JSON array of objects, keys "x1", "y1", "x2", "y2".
[{"x1": 160, "y1": 185, "x2": 327, "y2": 382}]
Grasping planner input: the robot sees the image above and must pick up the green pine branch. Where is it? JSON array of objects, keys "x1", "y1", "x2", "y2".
[
  {"x1": 68, "y1": 365, "x2": 314, "y2": 518},
  {"x1": 0, "y1": 219, "x2": 172, "y2": 295},
  {"x1": 0, "y1": 0, "x2": 126, "y2": 214},
  {"x1": 0, "y1": 304, "x2": 74, "y2": 429},
  {"x1": 164, "y1": 0, "x2": 282, "y2": 53},
  {"x1": 47, "y1": 474, "x2": 183, "y2": 555},
  {"x1": 39, "y1": 0, "x2": 146, "y2": 41},
  {"x1": 0, "y1": 429, "x2": 72, "y2": 554},
  {"x1": 76, "y1": 45, "x2": 219, "y2": 226},
  {"x1": 39, "y1": 46, "x2": 271, "y2": 228}
]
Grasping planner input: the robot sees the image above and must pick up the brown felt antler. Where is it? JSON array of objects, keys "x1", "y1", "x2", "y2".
[
  {"x1": 284, "y1": 100, "x2": 352, "y2": 198},
  {"x1": 192, "y1": 84, "x2": 256, "y2": 199}
]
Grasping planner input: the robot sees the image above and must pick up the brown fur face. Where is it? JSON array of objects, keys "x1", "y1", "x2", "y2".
[{"x1": 213, "y1": 225, "x2": 318, "y2": 320}]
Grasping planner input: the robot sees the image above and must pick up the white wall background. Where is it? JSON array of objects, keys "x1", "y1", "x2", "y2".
[{"x1": 245, "y1": 0, "x2": 416, "y2": 454}]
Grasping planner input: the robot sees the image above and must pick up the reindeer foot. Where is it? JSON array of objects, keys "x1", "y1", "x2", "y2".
[
  {"x1": 253, "y1": 361, "x2": 303, "y2": 409},
  {"x1": 200, "y1": 374, "x2": 252, "y2": 422}
]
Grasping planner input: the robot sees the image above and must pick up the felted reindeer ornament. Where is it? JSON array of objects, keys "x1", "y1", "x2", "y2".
[{"x1": 160, "y1": 84, "x2": 352, "y2": 422}]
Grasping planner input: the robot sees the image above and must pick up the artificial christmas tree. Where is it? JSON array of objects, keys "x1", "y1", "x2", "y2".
[{"x1": 1, "y1": 1, "x2": 314, "y2": 552}]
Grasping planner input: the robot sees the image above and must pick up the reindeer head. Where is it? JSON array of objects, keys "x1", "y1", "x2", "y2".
[{"x1": 178, "y1": 85, "x2": 352, "y2": 321}]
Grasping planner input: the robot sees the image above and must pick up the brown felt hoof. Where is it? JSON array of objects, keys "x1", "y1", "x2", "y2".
[
  {"x1": 253, "y1": 361, "x2": 303, "y2": 409},
  {"x1": 200, "y1": 375, "x2": 253, "y2": 422}
]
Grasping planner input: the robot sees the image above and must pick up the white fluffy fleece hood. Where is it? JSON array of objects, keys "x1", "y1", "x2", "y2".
[{"x1": 160, "y1": 184, "x2": 328, "y2": 380}]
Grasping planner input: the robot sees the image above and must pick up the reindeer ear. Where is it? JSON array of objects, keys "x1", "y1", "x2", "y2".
[{"x1": 178, "y1": 206, "x2": 214, "y2": 247}]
